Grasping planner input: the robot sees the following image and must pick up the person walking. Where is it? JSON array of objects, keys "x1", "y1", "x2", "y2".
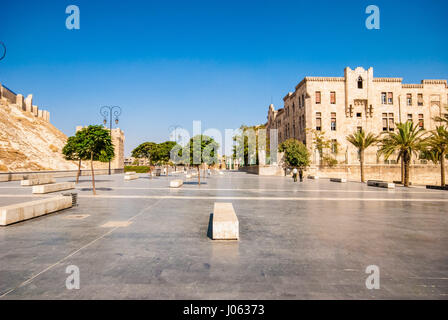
[
  {"x1": 292, "y1": 168, "x2": 298, "y2": 182},
  {"x1": 299, "y1": 168, "x2": 303, "y2": 182}
]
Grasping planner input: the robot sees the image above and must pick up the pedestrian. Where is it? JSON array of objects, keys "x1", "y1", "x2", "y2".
[
  {"x1": 292, "y1": 168, "x2": 298, "y2": 182},
  {"x1": 299, "y1": 168, "x2": 303, "y2": 182}
]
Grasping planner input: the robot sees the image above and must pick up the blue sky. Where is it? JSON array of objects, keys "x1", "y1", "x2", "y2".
[{"x1": 1, "y1": 0, "x2": 448, "y2": 155}]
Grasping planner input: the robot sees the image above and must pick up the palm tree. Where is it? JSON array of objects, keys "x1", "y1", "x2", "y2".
[
  {"x1": 378, "y1": 122, "x2": 427, "y2": 187},
  {"x1": 346, "y1": 130, "x2": 379, "y2": 182},
  {"x1": 421, "y1": 126, "x2": 448, "y2": 186}
]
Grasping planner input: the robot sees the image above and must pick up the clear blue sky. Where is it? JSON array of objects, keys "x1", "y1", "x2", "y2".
[{"x1": 1, "y1": 0, "x2": 448, "y2": 155}]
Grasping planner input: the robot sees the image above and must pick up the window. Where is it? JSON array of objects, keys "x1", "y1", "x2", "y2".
[
  {"x1": 316, "y1": 112, "x2": 321, "y2": 131},
  {"x1": 418, "y1": 94, "x2": 423, "y2": 106},
  {"x1": 315, "y1": 91, "x2": 321, "y2": 104},
  {"x1": 407, "y1": 93, "x2": 412, "y2": 106},
  {"x1": 418, "y1": 114, "x2": 424, "y2": 129},
  {"x1": 357, "y1": 126, "x2": 362, "y2": 132},
  {"x1": 298, "y1": 97, "x2": 301, "y2": 109},
  {"x1": 292, "y1": 103, "x2": 295, "y2": 113},
  {"x1": 293, "y1": 124, "x2": 296, "y2": 138},
  {"x1": 407, "y1": 114, "x2": 413, "y2": 123},
  {"x1": 330, "y1": 92, "x2": 336, "y2": 104},
  {"x1": 387, "y1": 92, "x2": 393, "y2": 104},
  {"x1": 331, "y1": 112, "x2": 336, "y2": 131},
  {"x1": 382, "y1": 113, "x2": 388, "y2": 131},
  {"x1": 302, "y1": 94, "x2": 305, "y2": 107},
  {"x1": 357, "y1": 76, "x2": 363, "y2": 89},
  {"x1": 381, "y1": 92, "x2": 387, "y2": 104},
  {"x1": 388, "y1": 113, "x2": 394, "y2": 131},
  {"x1": 356, "y1": 112, "x2": 362, "y2": 118}
]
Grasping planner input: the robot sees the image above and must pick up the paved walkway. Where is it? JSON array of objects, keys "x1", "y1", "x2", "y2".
[{"x1": 0, "y1": 171, "x2": 447, "y2": 299}]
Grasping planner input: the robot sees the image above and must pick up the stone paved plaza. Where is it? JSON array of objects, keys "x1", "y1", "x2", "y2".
[{"x1": 0, "y1": 171, "x2": 447, "y2": 299}]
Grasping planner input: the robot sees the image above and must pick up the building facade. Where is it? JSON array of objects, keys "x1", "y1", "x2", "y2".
[{"x1": 266, "y1": 67, "x2": 448, "y2": 164}]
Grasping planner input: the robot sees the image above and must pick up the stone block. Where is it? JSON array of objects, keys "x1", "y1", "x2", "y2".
[
  {"x1": 0, "y1": 196, "x2": 72, "y2": 226},
  {"x1": 32, "y1": 182, "x2": 75, "y2": 194},
  {"x1": 124, "y1": 174, "x2": 138, "y2": 181},
  {"x1": 21, "y1": 176, "x2": 55, "y2": 186},
  {"x1": 330, "y1": 177, "x2": 347, "y2": 183},
  {"x1": 169, "y1": 179, "x2": 183, "y2": 188},
  {"x1": 186, "y1": 174, "x2": 192, "y2": 179},
  {"x1": 308, "y1": 175, "x2": 319, "y2": 180},
  {"x1": 367, "y1": 180, "x2": 395, "y2": 189},
  {"x1": 0, "y1": 175, "x2": 9, "y2": 182},
  {"x1": 212, "y1": 202, "x2": 239, "y2": 240}
]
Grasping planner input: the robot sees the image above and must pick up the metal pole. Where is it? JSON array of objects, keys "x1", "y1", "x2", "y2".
[{"x1": 109, "y1": 110, "x2": 112, "y2": 175}]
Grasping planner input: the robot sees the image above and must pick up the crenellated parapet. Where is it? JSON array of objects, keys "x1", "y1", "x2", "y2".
[{"x1": 0, "y1": 83, "x2": 51, "y2": 122}]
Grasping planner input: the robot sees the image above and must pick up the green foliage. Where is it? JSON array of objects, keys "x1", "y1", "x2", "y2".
[
  {"x1": 322, "y1": 155, "x2": 338, "y2": 167},
  {"x1": 176, "y1": 135, "x2": 219, "y2": 166},
  {"x1": 346, "y1": 129, "x2": 379, "y2": 153},
  {"x1": 420, "y1": 126, "x2": 448, "y2": 164},
  {"x1": 278, "y1": 139, "x2": 311, "y2": 169},
  {"x1": 307, "y1": 129, "x2": 331, "y2": 156},
  {"x1": 62, "y1": 135, "x2": 85, "y2": 161},
  {"x1": 124, "y1": 166, "x2": 151, "y2": 173},
  {"x1": 132, "y1": 142, "x2": 157, "y2": 165},
  {"x1": 378, "y1": 122, "x2": 427, "y2": 163},
  {"x1": 232, "y1": 124, "x2": 267, "y2": 166},
  {"x1": 156, "y1": 141, "x2": 178, "y2": 165},
  {"x1": 74, "y1": 125, "x2": 115, "y2": 162}
]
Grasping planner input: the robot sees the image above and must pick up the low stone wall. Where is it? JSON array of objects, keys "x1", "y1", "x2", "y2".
[
  {"x1": 0, "y1": 168, "x2": 124, "y2": 182},
  {"x1": 239, "y1": 164, "x2": 447, "y2": 185}
]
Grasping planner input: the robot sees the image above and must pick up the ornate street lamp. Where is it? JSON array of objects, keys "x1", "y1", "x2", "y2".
[{"x1": 100, "y1": 106, "x2": 122, "y2": 175}]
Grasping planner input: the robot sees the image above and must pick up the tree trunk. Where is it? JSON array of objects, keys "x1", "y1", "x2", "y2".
[
  {"x1": 197, "y1": 166, "x2": 200, "y2": 186},
  {"x1": 359, "y1": 150, "x2": 365, "y2": 183},
  {"x1": 400, "y1": 157, "x2": 404, "y2": 184},
  {"x1": 166, "y1": 164, "x2": 169, "y2": 176},
  {"x1": 148, "y1": 157, "x2": 152, "y2": 179},
  {"x1": 404, "y1": 158, "x2": 410, "y2": 187},
  {"x1": 441, "y1": 151, "x2": 446, "y2": 187},
  {"x1": 76, "y1": 159, "x2": 81, "y2": 184},
  {"x1": 91, "y1": 152, "x2": 96, "y2": 195}
]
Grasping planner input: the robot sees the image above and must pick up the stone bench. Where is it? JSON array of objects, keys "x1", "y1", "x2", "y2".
[
  {"x1": 330, "y1": 178, "x2": 347, "y2": 183},
  {"x1": 0, "y1": 175, "x2": 8, "y2": 182},
  {"x1": 21, "y1": 176, "x2": 55, "y2": 186},
  {"x1": 124, "y1": 174, "x2": 139, "y2": 181},
  {"x1": 185, "y1": 174, "x2": 192, "y2": 179},
  {"x1": 125, "y1": 171, "x2": 136, "y2": 175},
  {"x1": 367, "y1": 180, "x2": 395, "y2": 189},
  {"x1": 32, "y1": 182, "x2": 75, "y2": 194},
  {"x1": 170, "y1": 179, "x2": 183, "y2": 188},
  {"x1": 307, "y1": 175, "x2": 319, "y2": 180},
  {"x1": 0, "y1": 196, "x2": 72, "y2": 226},
  {"x1": 212, "y1": 202, "x2": 239, "y2": 240}
]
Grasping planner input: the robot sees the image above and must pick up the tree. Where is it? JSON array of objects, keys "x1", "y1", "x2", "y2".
[
  {"x1": 62, "y1": 135, "x2": 86, "y2": 184},
  {"x1": 232, "y1": 124, "x2": 267, "y2": 166},
  {"x1": 76, "y1": 125, "x2": 114, "y2": 195},
  {"x1": 307, "y1": 128, "x2": 337, "y2": 166},
  {"x1": 421, "y1": 126, "x2": 448, "y2": 186},
  {"x1": 278, "y1": 139, "x2": 311, "y2": 169},
  {"x1": 132, "y1": 142, "x2": 157, "y2": 176},
  {"x1": 182, "y1": 135, "x2": 219, "y2": 185},
  {"x1": 377, "y1": 122, "x2": 427, "y2": 187},
  {"x1": 346, "y1": 129, "x2": 379, "y2": 182},
  {"x1": 157, "y1": 141, "x2": 178, "y2": 175}
]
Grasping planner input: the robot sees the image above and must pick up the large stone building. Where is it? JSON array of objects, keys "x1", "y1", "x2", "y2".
[{"x1": 266, "y1": 67, "x2": 448, "y2": 164}]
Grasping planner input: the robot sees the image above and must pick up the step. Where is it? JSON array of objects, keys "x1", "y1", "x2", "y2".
[
  {"x1": 32, "y1": 182, "x2": 75, "y2": 194},
  {"x1": 21, "y1": 176, "x2": 55, "y2": 186}
]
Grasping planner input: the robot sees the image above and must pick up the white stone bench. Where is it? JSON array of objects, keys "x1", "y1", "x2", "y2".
[
  {"x1": 0, "y1": 196, "x2": 72, "y2": 226},
  {"x1": 21, "y1": 176, "x2": 55, "y2": 186},
  {"x1": 212, "y1": 203, "x2": 239, "y2": 240},
  {"x1": 219, "y1": 171, "x2": 224, "y2": 175},
  {"x1": 330, "y1": 178, "x2": 347, "y2": 183},
  {"x1": 170, "y1": 179, "x2": 183, "y2": 188},
  {"x1": 125, "y1": 171, "x2": 136, "y2": 175},
  {"x1": 0, "y1": 175, "x2": 8, "y2": 182},
  {"x1": 32, "y1": 182, "x2": 75, "y2": 194},
  {"x1": 185, "y1": 174, "x2": 192, "y2": 179},
  {"x1": 367, "y1": 180, "x2": 395, "y2": 189},
  {"x1": 308, "y1": 175, "x2": 319, "y2": 180},
  {"x1": 124, "y1": 174, "x2": 139, "y2": 181}
]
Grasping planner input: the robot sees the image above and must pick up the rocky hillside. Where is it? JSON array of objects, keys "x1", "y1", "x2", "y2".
[{"x1": 0, "y1": 99, "x2": 80, "y2": 172}]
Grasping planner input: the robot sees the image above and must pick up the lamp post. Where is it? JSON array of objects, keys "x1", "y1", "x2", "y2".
[
  {"x1": 100, "y1": 106, "x2": 121, "y2": 175},
  {"x1": 0, "y1": 41, "x2": 6, "y2": 61}
]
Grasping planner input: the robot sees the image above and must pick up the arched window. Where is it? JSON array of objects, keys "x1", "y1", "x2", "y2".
[{"x1": 358, "y1": 76, "x2": 363, "y2": 89}]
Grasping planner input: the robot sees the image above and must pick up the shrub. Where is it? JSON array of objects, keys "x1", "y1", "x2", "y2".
[{"x1": 124, "y1": 165, "x2": 151, "y2": 173}]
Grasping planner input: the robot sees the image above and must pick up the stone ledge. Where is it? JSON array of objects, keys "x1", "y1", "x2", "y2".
[
  {"x1": 367, "y1": 180, "x2": 395, "y2": 189},
  {"x1": 308, "y1": 175, "x2": 319, "y2": 180},
  {"x1": 124, "y1": 174, "x2": 139, "y2": 181},
  {"x1": 0, "y1": 196, "x2": 72, "y2": 226},
  {"x1": 32, "y1": 182, "x2": 75, "y2": 194},
  {"x1": 330, "y1": 178, "x2": 347, "y2": 183},
  {"x1": 212, "y1": 202, "x2": 239, "y2": 240},
  {"x1": 170, "y1": 179, "x2": 183, "y2": 188},
  {"x1": 21, "y1": 176, "x2": 55, "y2": 186}
]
